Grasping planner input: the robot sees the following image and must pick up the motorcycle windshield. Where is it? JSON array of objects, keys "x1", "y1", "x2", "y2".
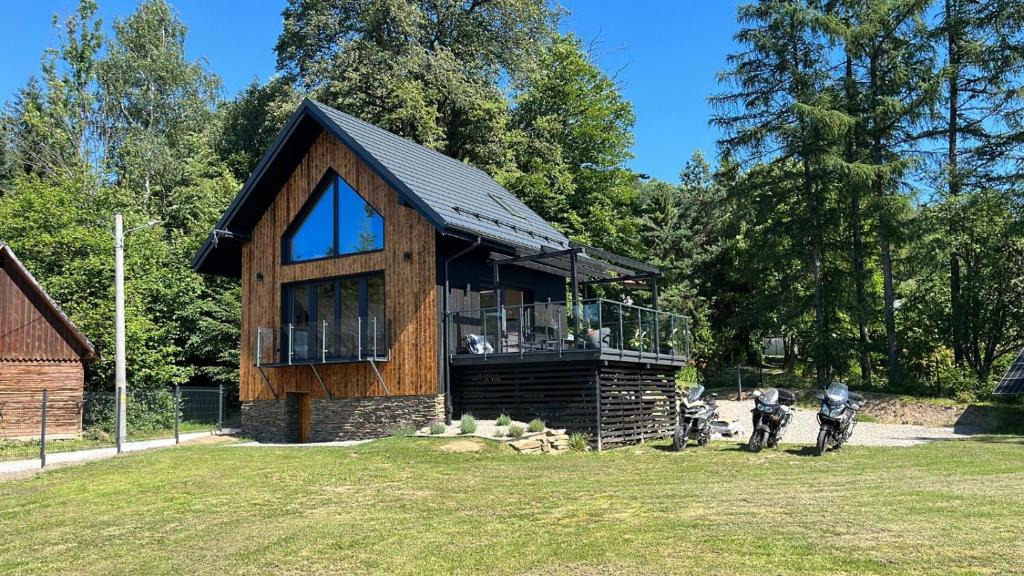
[
  {"x1": 687, "y1": 385, "x2": 705, "y2": 404},
  {"x1": 759, "y1": 388, "x2": 779, "y2": 406},
  {"x1": 826, "y1": 382, "x2": 849, "y2": 404}
]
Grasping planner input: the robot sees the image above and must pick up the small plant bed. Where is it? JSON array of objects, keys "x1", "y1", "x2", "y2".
[{"x1": 416, "y1": 417, "x2": 573, "y2": 453}]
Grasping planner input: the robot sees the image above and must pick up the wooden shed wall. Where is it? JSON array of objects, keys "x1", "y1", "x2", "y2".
[
  {"x1": 240, "y1": 130, "x2": 439, "y2": 401},
  {"x1": 0, "y1": 267, "x2": 80, "y2": 362},
  {"x1": 0, "y1": 362, "x2": 84, "y2": 439}
]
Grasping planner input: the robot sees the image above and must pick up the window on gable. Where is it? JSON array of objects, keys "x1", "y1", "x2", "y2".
[{"x1": 286, "y1": 172, "x2": 384, "y2": 263}]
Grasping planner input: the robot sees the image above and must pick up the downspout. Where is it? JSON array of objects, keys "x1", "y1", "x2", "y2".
[{"x1": 443, "y1": 236, "x2": 482, "y2": 424}]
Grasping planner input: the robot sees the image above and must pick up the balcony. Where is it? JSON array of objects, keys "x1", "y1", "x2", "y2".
[
  {"x1": 447, "y1": 298, "x2": 691, "y2": 366},
  {"x1": 254, "y1": 316, "x2": 390, "y2": 367}
]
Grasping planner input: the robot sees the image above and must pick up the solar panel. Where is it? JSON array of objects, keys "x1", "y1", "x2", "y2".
[{"x1": 993, "y1": 348, "x2": 1024, "y2": 395}]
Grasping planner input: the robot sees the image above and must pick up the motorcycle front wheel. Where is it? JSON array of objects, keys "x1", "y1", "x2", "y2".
[
  {"x1": 747, "y1": 429, "x2": 767, "y2": 452},
  {"x1": 672, "y1": 423, "x2": 691, "y2": 451},
  {"x1": 815, "y1": 428, "x2": 829, "y2": 456}
]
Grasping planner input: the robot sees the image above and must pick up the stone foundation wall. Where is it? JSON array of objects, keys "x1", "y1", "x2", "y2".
[
  {"x1": 310, "y1": 394, "x2": 444, "y2": 441},
  {"x1": 240, "y1": 400, "x2": 289, "y2": 443},
  {"x1": 241, "y1": 394, "x2": 444, "y2": 443}
]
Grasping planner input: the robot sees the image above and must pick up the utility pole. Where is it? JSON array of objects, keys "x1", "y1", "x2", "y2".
[
  {"x1": 113, "y1": 214, "x2": 159, "y2": 449},
  {"x1": 114, "y1": 214, "x2": 127, "y2": 447}
]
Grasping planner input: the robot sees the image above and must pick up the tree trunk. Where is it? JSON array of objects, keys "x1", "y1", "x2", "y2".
[
  {"x1": 946, "y1": 0, "x2": 965, "y2": 366},
  {"x1": 805, "y1": 158, "x2": 827, "y2": 388},
  {"x1": 869, "y1": 49, "x2": 899, "y2": 387},
  {"x1": 845, "y1": 50, "x2": 872, "y2": 385},
  {"x1": 879, "y1": 221, "x2": 899, "y2": 385}
]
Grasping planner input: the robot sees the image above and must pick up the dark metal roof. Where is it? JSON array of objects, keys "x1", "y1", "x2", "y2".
[
  {"x1": 193, "y1": 99, "x2": 569, "y2": 277},
  {"x1": 0, "y1": 243, "x2": 97, "y2": 361}
]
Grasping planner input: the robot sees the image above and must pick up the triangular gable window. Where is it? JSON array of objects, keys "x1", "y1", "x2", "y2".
[{"x1": 286, "y1": 171, "x2": 384, "y2": 263}]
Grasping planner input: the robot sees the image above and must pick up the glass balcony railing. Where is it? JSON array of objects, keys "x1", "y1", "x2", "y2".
[
  {"x1": 448, "y1": 298, "x2": 691, "y2": 361},
  {"x1": 254, "y1": 316, "x2": 390, "y2": 366}
]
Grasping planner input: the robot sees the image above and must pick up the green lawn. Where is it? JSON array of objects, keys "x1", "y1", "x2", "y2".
[
  {"x1": 0, "y1": 421, "x2": 216, "y2": 462},
  {"x1": 2, "y1": 436, "x2": 1023, "y2": 575}
]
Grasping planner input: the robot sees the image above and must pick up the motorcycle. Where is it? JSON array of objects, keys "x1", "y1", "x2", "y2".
[
  {"x1": 673, "y1": 385, "x2": 719, "y2": 451},
  {"x1": 747, "y1": 387, "x2": 796, "y2": 452},
  {"x1": 815, "y1": 382, "x2": 863, "y2": 456}
]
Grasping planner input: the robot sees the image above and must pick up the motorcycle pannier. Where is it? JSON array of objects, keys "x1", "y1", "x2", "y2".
[{"x1": 777, "y1": 388, "x2": 797, "y2": 406}]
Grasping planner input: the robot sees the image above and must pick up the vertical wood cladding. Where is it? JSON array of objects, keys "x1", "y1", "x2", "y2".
[
  {"x1": 240, "y1": 131, "x2": 438, "y2": 401},
  {"x1": 0, "y1": 268, "x2": 79, "y2": 362}
]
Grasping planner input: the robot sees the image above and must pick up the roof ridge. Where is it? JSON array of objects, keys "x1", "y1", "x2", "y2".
[
  {"x1": 307, "y1": 99, "x2": 506, "y2": 182},
  {"x1": 0, "y1": 243, "x2": 97, "y2": 360}
]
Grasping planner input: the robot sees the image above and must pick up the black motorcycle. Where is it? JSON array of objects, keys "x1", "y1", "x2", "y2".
[
  {"x1": 747, "y1": 387, "x2": 796, "y2": 452},
  {"x1": 673, "y1": 385, "x2": 719, "y2": 451},
  {"x1": 815, "y1": 382, "x2": 863, "y2": 456}
]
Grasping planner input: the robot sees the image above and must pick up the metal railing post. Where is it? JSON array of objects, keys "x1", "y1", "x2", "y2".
[
  {"x1": 597, "y1": 300, "x2": 604, "y2": 350},
  {"x1": 654, "y1": 310, "x2": 661, "y2": 360},
  {"x1": 288, "y1": 323, "x2": 294, "y2": 365},
  {"x1": 670, "y1": 316, "x2": 676, "y2": 358},
  {"x1": 557, "y1": 309, "x2": 563, "y2": 358},
  {"x1": 357, "y1": 317, "x2": 363, "y2": 361},
  {"x1": 638, "y1": 309, "x2": 644, "y2": 354},
  {"x1": 40, "y1": 390, "x2": 48, "y2": 468},
  {"x1": 217, "y1": 384, "x2": 224, "y2": 432},
  {"x1": 322, "y1": 320, "x2": 328, "y2": 362},
  {"x1": 619, "y1": 302, "x2": 624, "y2": 358},
  {"x1": 500, "y1": 305, "x2": 506, "y2": 354},
  {"x1": 174, "y1": 385, "x2": 181, "y2": 444},
  {"x1": 482, "y1": 310, "x2": 489, "y2": 359},
  {"x1": 373, "y1": 317, "x2": 378, "y2": 359},
  {"x1": 519, "y1": 304, "x2": 524, "y2": 358},
  {"x1": 256, "y1": 328, "x2": 262, "y2": 367}
]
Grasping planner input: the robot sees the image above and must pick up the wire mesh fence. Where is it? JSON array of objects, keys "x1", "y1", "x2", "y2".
[
  {"x1": 0, "y1": 385, "x2": 232, "y2": 464},
  {"x1": 679, "y1": 365, "x2": 819, "y2": 400}
]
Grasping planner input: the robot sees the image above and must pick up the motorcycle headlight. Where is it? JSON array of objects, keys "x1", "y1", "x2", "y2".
[{"x1": 822, "y1": 404, "x2": 845, "y2": 417}]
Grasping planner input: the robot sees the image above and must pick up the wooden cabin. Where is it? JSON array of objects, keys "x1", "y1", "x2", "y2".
[
  {"x1": 0, "y1": 243, "x2": 96, "y2": 440},
  {"x1": 194, "y1": 99, "x2": 690, "y2": 448}
]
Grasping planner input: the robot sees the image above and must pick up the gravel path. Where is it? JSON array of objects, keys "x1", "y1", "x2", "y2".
[{"x1": 713, "y1": 400, "x2": 975, "y2": 447}]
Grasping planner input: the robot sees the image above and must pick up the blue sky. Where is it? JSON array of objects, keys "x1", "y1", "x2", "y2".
[{"x1": 0, "y1": 1, "x2": 741, "y2": 183}]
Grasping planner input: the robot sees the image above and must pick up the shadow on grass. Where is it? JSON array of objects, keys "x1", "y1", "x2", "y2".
[{"x1": 784, "y1": 445, "x2": 820, "y2": 457}]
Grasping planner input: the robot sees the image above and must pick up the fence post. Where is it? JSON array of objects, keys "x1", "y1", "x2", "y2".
[
  {"x1": 40, "y1": 390, "x2": 48, "y2": 468},
  {"x1": 736, "y1": 365, "x2": 743, "y2": 401},
  {"x1": 115, "y1": 391, "x2": 122, "y2": 454},
  {"x1": 174, "y1": 385, "x2": 181, "y2": 445},
  {"x1": 218, "y1": 384, "x2": 224, "y2": 432}
]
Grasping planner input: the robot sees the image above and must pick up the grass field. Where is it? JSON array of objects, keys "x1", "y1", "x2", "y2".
[
  {"x1": 0, "y1": 421, "x2": 216, "y2": 462},
  {"x1": 2, "y1": 436, "x2": 1023, "y2": 575}
]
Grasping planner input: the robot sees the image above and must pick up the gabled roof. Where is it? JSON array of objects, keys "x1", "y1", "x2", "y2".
[
  {"x1": 193, "y1": 99, "x2": 569, "y2": 277},
  {"x1": 0, "y1": 243, "x2": 97, "y2": 361}
]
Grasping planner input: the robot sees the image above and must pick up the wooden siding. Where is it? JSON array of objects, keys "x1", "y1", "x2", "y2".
[
  {"x1": 240, "y1": 131, "x2": 439, "y2": 401},
  {"x1": 0, "y1": 267, "x2": 79, "y2": 362},
  {"x1": 0, "y1": 362, "x2": 84, "y2": 439}
]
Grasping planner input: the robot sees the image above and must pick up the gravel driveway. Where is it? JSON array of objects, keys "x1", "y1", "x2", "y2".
[{"x1": 713, "y1": 400, "x2": 976, "y2": 447}]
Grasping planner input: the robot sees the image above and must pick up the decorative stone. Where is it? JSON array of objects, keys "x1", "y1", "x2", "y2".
[{"x1": 242, "y1": 394, "x2": 444, "y2": 442}]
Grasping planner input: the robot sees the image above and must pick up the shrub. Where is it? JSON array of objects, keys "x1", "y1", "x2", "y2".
[
  {"x1": 459, "y1": 414, "x2": 477, "y2": 435},
  {"x1": 429, "y1": 422, "x2": 446, "y2": 435},
  {"x1": 83, "y1": 427, "x2": 110, "y2": 442},
  {"x1": 568, "y1": 433, "x2": 590, "y2": 452},
  {"x1": 507, "y1": 424, "x2": 525, "y2": 438},
  {"x1": 527, "y1": 418, "x2": 545, "y2": 433},
  {"x1": 493, "y1": 427, "x2": 505, "y2": 438},
  {"x1": 390, "y1": 425, "x2": 415, "y2": 437},
  {"x1": 495, "y1": 413, "x2": 512, "y2": 426}
]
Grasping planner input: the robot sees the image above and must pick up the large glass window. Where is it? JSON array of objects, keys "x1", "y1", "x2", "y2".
[
  {"x1": 285, "y1": 172, "x2": 384, "y2": 263},
  {"x1": 282, "y1": 273, "x2": 386, "y2": 360}
]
